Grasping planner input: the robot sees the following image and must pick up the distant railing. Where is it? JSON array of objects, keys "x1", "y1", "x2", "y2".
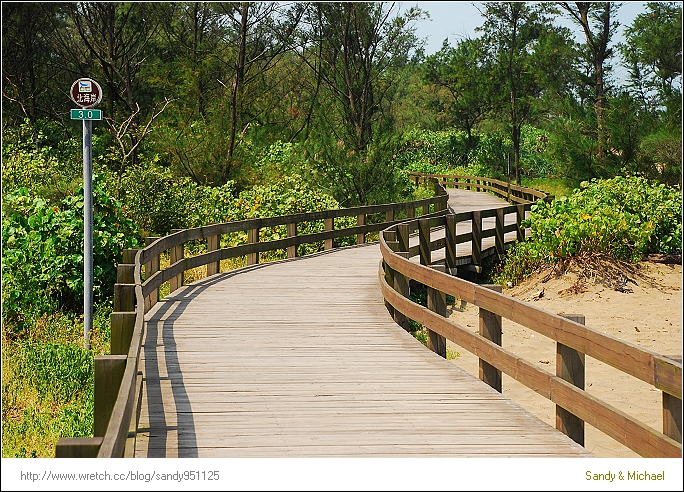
[
  {"x1": 408, "y1": 171, "x2": 551, "y2": 203},
  {"x1": 378, "y1": 193, "x2": 682, "y2": 457},
  {"x1": 55, "y1": 179, "x2": 450, "y2": 457}
]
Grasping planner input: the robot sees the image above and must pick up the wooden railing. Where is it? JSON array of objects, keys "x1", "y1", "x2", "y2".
[
  {"x1": 55, "y1": 171, "x2": 681, "y2": 458},
  {"x1": 378, "y1": 201, "x2": 683, "y2": 457},
  {"x1": 408, "y1": 171, "x2": 550, "y2": 203},
  {"x1": 55, "y1": 180, "x2": 449, "y2": 457}
]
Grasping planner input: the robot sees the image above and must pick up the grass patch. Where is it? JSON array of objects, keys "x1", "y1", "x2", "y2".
[
  {"x1": 520, "y1": 176, "x2": 572, "y2": 198},
  {"x1": 2, "y1": 306, "x2": 111, "y2": 457}
]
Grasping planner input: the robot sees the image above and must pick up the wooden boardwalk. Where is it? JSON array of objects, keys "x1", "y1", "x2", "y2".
[
  {"x1": 418, "y1": 189, "x2": 525, "y2": 262},
  {"x1": 135, "y1": 191, "x2": 590, "y2": 457}
]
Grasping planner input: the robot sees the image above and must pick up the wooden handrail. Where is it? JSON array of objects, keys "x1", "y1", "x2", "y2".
[
  {"x1": 63, "y1": 171, "x2": 681, "y2": 458},
  {"x1": 378, "y1": 199, "x2": 683, "y2": 457},
  {"x1": 408, "y1": 171, "x2": 550, "y2": 203},
  {"x1": 58, "y1": 178, "x2": 450, "y2": 457}
]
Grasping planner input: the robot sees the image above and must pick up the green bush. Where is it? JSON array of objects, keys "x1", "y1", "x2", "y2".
[
  {"x1": 395, "y1": 128, "x2": 473, "y2": 170},
  {"x1": 395, "y1": 127, "x2": 554, "y2": 180},
  {"x1": 308, "y1": 134, "x2": 414, "y2": 207},
  {"x1": 2, "y1": 178, "x2": 139, "y2": 329},
  {"x1": 230, "y1": 175, "x2": 355, "y2": 258},
  {"x1": 1, "y1": 119, "x2": 82, "y2": 201},
  {"x1": 116, "y1": 160, "x2": 239, "y2": 235},
  {"x1": 2, "y1": 307, "x2": 111, "y2": 457},
  {"x1": 495, "y1": 175, "x2": 682, "y2": 285}
]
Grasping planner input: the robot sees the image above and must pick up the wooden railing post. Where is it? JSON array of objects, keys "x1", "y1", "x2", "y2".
[
  {"x1": 557, "y1": 314, "x2": 586, "y2": 446},
  {"x1": 397, "y1": 222, "x2": 410, "y2": 253},
  {"x1": 94, "y1": 355, "x2": 127, "y2": 438},
  {"x1": 663, "y1": 390, "x2": 682, "y2": 444},
  {"x1": 248, "y1": 226, "x2": 259, "y2": 265},
  {"x1": 507, "y1": 175, "x2": 511, "y2": 202},
  {"x1": 287, "y1": 222, "x2": 298, "y2": 258},
  {"x1": 356, "y1": 215, "x2": 365, "y2": 245},
  {"x1": 56, "y1": 437, "x2": 103, "y2": 457},
  {"x1": 324, "y1": 217, "x2": 334, "y2": 250},
  {"x1": 113, "y1": 283, "x2": 135, "y2": 312},
  {"x1": 479, "y1": 284, "x2": 502, "y2": 392},
  {"x1": 516, "y1": 204, "x2": 526, "y2": 242},
  {"x1": 445, "y1": 214, "x2": 457, "y2": 275},
  {"x1": 386, "y1": 210, "x2": 394, "y2": 223},
  {"x1": 495, "y1": 208, "x2": 505, "y2": 258},
  {"x1": 428, "y1": 265, "x2": 447, "y2": 358},
  {"x1": 115, "y1": 249, "x2": 138, "y2": 309},
  {"x1": 383, "y1": 262, "x2": 395, "y2": 318},
  {"x1": 207, "y1": 228, "x2": 221, "y2": 276},
  {"x1": 117, "y1": 263, "x2": 134, "y2": 284},
  {"x1": 418, "y1": 218, "x2": 431, "y2": 266},
  {"x1": 122, "y1": 248, "x2": 137, "y2": 264},
  {"x1": 407, "y1": 207, "x2": 415, "y2": 219},
  {"x1": 471, "y1": 210, "x2": 482, "y2": 267},
  {"x1": 144, "y1": 237, "x2": 159, "y2": 312},
  {"x1": 110, "y1": 312, "x2": 136, "y2": 356},
  {"x1": 170, "y1": 229, "x2": 185, "y2": 291},
  {"x1": 394, "y1": 223, "x2": 411, "y2": 331}
]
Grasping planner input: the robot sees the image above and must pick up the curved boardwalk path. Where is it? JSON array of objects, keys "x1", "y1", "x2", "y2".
[{"x1": 135, "y1": 190, "x2": 589, "y2": 457}]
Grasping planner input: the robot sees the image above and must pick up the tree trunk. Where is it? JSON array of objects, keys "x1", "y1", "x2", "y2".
[
  {"x1": 566, "y1": 2, "x2": 612, "y2": 169},
  {"x1": 225, "y1": 2, "x2": 248, "y2": 182}
]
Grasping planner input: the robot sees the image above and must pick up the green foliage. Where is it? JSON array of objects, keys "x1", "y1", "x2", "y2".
[
  {"x1": 1, "y1": 119, "x2": 82, "y2": 201},
  {"x1": 232, "y1": 175, "x2": 355, "y2": 258},
  {"x1": 621, "y1": 2, "x2": 682, "y2": 104},
  {"x1": 395, "y1": 127, "x2": 555, "y2": 180},
  {"x1": 495, "y1": 175, "x2": 682, "y2": 285},
  {"x1": 637, "y1": 130, "x2": 682, "y2": 186},
  {"x1": 2, "y1": 307, "x2": 111, "y2": 457},
  {"x1": 116, "y1": 160, "x2": 239, "y2": 235},
  {"x1": 422, "y1": 38, "x2": 491, "y2": 137},
  {"x1": 250, "y1": 140, "x2": 311, "y2": 184},
  {"x1": 395, "y1": 128, "x2": 474, "y2": 171},
  {"x1": 309, "y1": 135, "x2": 414, "y2": 207},
  {"x1": 2, "y1": 178, "x2": 139, "y2": 329},
  {"x1": 12, "y1": 342, "x2": 93, "y2": 404}
]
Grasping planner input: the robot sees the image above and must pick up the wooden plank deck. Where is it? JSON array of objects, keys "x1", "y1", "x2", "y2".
[{"x1": 136, "y1": 193, "x2": 590, "y2": 456}]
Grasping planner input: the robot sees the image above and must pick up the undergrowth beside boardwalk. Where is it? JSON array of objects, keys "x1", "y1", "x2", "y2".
[{"x1": 2, "y1": 308, "x2": 111, "y2": 457}]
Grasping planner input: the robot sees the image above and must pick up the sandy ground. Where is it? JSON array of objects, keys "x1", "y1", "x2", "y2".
[{"x1": 444, "y1": 259, "x2": 682, "y2": 458}]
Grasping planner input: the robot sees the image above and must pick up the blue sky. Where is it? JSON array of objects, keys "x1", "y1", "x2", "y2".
[
  {"x1": 407, "y1": 1, "x2": 651, "y2": 83},
  {"x1": 410, "y1": 1, "x2": 648, "y2": 53}
]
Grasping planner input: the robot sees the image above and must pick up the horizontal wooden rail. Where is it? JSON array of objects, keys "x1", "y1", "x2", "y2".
[
  {"x1": 58, "y1": 178, "x2": 450, "y2": 458},
  {"x1": 378, "y1": 210, "x2": 683, "y2": 457},
  {"x1": 408, "y1": 171, "x2": 550, "y2": 204}
]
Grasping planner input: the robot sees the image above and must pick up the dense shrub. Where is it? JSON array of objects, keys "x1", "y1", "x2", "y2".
[
  {"x1": 2, "y1": 178, "x2": 139, "y2": 329},
  {"x1": 395, "y1": 126, "x2": 553, "y2": 180},
  {"x1": 1, "y1": 307, "x2": 112, "y2": 457},
  {"x1": 1, "y1": 119, "x2": 82, "y2": 201},
  {"x1": 230, "y1": 174, "x2": 355, "y2": 257},
  {"x1": 495, "y1": 175, "x2": 682, "y2": 284}
]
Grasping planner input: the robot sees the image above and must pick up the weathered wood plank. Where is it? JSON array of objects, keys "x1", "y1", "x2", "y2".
[{"x1": 138, "y1": 243, "x2": 589, "y2": 458}]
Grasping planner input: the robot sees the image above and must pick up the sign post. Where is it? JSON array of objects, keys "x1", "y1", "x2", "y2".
[{"x1": 70, "y1": 78, "x2": 103, "y2": 350}]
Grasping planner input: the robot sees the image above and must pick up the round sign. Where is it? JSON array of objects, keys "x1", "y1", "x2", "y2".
[{"x1": 70, "y1": 78, "x2": 103, "y2": 108}]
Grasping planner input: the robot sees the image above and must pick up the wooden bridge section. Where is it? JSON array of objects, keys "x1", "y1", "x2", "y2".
[
  {"x1": 135, "y1": 243, "x2": 588, "y2": 457},
  {"x1": 55, "y1": 172, "x2": 681, "y2": 459}
]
